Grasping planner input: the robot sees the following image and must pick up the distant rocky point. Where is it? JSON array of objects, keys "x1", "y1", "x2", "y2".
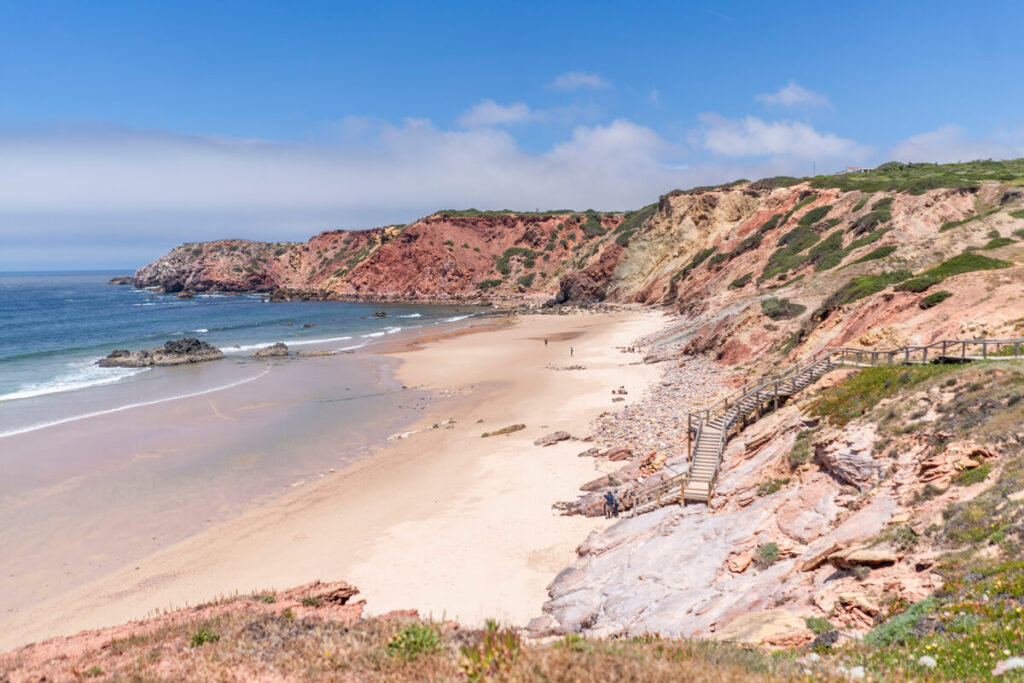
[
  {"x1": 98, "y1": 337, "x2": 224, "y2": 368},
  {"x1": 106, "y1": 276, "x2": 134, "y2": 285}
]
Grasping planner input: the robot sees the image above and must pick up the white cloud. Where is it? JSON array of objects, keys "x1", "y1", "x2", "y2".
[
  {"x1": 889, "y1": 124, "x2": 1023, "y2": 163},
  {"x1": 547, "y1": 71, "x2": 611, "y2": 91},
  {"x1": 755, "y1": 81, "x2": 831, "y2": 108},
  {"x1": 457, "y1": 99, "x2": 535, "y2": 128},
  {"x1": 0, "y1": 119, "x2": 696, "y2": 268},
  {"x1": 693, "y1": 114, "x2": 869, "y2": 160}
]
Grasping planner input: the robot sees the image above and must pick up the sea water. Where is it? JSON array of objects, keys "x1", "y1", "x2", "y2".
[
  {"x1": 0, "y1": 271, "x2": 479, "y2": 437},
  {"x1": 0, "y1": 271, "x2": 483, "y2": 614}
]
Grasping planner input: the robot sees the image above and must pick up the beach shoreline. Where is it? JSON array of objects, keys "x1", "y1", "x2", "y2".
[{"x1": 1, "y1": 308, "x2": 668, "y2": 652}]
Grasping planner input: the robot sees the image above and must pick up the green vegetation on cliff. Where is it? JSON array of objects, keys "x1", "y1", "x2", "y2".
[{"x1": 810, "y1": 158, "x2": 1024, "y2": 194}]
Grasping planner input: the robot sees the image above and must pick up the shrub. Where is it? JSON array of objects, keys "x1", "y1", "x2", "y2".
[
  {"x1": 708, "y1": 253, "x2": 728, "y2": 268},
  {"x1": 804, "y1": 617, "x2": 834, "y2": 635},
  {"x1": 516, "y1": 273, "x2": 536, "y2": 288},
  {"x1": 920, "y1": 290, "x2": 953, "y2": 309},
  {"x1": 849, "y1": 245, "x2": 897, "y2": 266},
  {"x1": 759, "y1": 213, "x2": 783, "y2": 232},
  {"x1": 983, "y1": 237, "x2": 1014, "y2": 249},
  {"x1": 852, "y1": 196, "x2": 869, "y2": 212},
  {"x1": 477, "y1": 279, "x2": 503, "y2": 290},
  {"x1": 896, "y1": 273, "x2": 942, "y2": 293},
  {"x1": 849, "y1": 208, "x2": 891, "y2": 235},
  {"x1": 952, "y1": 462, "x2": 991, "y2": 486},
  {"x1": 580, "y1": 215, "x2": 606, "y2": 237},
  {"x1": 925, "y1": 252, "x2": 1012, "y2": 279},
  {"x1": 811, "y1": 365, "x2": 957, "y2": 426},
  {"x1": 301, "y1": 596, "x2": 321, "y2": 607},
  {"x1": 749, "y1": 175, "x2": 803, "y2": 190},
  {"x1": 807, "y1": 230, "x2": 846, "y2": 271},
  {"x1": 190, "y1": 627, "x2": 220, "y2": 647},
  {"x1": 814, "y1": 270, "x2": 912, "y2": 320},
  {"x1": 756, "y1": 478, "x2": 790, "y2": 496},
  {"x1": 761, "y1": 297, "x2": 807, "y2": 320},
  {"x1": 675, "y1": 247, "x2": 716, "y2": 280},
  {"x1": 460, "y1": 621, "x2": 521, "y2": 681},
  {"x1": 798, "y1": 204, "x2": 833, "y2": 226},
  {"x1": 387, "y1": 623, "x2": 443, "y2": 660},
  {"x1": 443, "y1": 240, "x2": 455, "y2": 247},
  {"x1": 754, "y1": 543, "x2": 780, "y2": 569},
  {"x1": 729, "y1": 273, "x2": 752, "y2": 289},
  {"x1": 727, "y1": 232, "x2": 763, "y2": 259},
  {"x1": 1010, "y1": 209, "x2": 1024, "y2": 219},
  {"x1": 864, "y1": 597, "x2": 938, "y2": 647},
  {"x1": 84, "y1": 666, "x2": 104, "y2": 677}
]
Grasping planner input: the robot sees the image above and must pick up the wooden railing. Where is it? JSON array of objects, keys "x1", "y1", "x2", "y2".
[{"x1": 627, "y1": 336, "x2": 1024, "y2": 514}]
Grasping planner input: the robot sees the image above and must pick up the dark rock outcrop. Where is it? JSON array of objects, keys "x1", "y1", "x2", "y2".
[
  {"x1": 253, "y1": 343, "x2": 289, "y2": 358},
  {"x1": 98, "y1": 337, "x2": 224, "y2": 368}
]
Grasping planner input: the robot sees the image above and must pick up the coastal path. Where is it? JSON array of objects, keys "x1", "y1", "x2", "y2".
[{"x1": 628, "y1": 337, "x2": 1024, "y2": 515}]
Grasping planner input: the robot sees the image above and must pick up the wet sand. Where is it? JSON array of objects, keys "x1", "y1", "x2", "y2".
[{"x1": 1, "y1": 309, "x2": 667, "y2": 651}]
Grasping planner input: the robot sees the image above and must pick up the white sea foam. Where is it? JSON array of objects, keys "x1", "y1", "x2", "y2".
[
  {"x1": 223, "y1": 335, "x2": 354, "y2": 353},
  {"x1": 398, "y1": 313, "x2": 422, "y2": 318},
  {"x1": 0, "y1": 363, "x2": 150, "y2": 403},
  {"x1": 337, "y1": 342, "x2": 368, "y2": 351},
  {"x1": 191, "y1": 328, "x2": 209, "y2": 333},
  {"x1": 443, "y1": 315, "x2": 472, "y2": 323},
  {"x1": 0, "y1": 368, "x2": 271, "y2": 439},
  {"x1": 361, "y1": 332, "x2": 385, "y2": 338}
]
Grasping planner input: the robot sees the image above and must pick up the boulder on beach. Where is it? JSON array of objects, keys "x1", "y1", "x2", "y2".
[
  {"x1": 97, "y1": 337, "x2": 224, "y2": 368},
  {"x1": 372, "y1": 311, "x2": 387, "y2": 318},
  {"x1": 534, "y1": 431, "x2": 571, "y2": 447},
  {"x1": 253, "y1": 342, "x2": 289, "y2": 358}
]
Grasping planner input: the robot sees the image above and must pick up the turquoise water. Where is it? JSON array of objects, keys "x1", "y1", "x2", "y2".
[{"x1": 0, "y1": 271, "x2": 480, "y2": 436}]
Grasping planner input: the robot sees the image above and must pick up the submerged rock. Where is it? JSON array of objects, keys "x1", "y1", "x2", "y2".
[{"x1": 98, "y1": 337, "x2": 223, "y2": 368}]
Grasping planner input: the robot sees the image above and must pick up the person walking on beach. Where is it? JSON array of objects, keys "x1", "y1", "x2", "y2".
[
  {"x1": 570, "y1": 346, "x2": 574, "y2": 357},
  {"x1": 604, "y1": 490, "x2": 615, "y2": 519},
  {"x1": 544, "y1": 338, "x2": 548, "y2": 347}
]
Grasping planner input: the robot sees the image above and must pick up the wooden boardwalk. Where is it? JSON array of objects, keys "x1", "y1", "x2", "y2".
[{"x1": 628, "y1": 337, "x2": 1024, "y2": 515}]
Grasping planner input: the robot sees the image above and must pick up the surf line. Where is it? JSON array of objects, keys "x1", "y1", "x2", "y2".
[{"x1": 0, "y1": 368, "x2": 272, "y2": 440}]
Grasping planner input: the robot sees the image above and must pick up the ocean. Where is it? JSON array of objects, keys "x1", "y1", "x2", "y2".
[
  {"x1": 0, "y1": 271, "x2": 484, "y2": 614},
  {"x1": 0, "y1": 271, "x2": 479, "y2": 437}
]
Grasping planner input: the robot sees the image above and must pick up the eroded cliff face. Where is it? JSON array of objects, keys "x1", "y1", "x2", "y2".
[
  {"x1": 135, "y1": 181, "x2": 1024, "y2": 367},
  {"x1": 133, "y1": 212, "x2": 627, "y2": 302}
]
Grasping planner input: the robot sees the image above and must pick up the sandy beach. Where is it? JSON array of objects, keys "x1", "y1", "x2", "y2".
[{"x1": 1, "y1": 309, "x2": 667, "y2": 651}]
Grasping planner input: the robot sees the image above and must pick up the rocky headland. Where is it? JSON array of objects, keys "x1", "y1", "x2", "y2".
[{"x1": 97, "y1": 337, "x2": 224, "y2": 367}]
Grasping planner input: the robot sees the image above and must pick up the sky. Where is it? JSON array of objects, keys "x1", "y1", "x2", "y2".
[{"x1": 1, "y1": 0, "x2": 1023, "y2": 270}]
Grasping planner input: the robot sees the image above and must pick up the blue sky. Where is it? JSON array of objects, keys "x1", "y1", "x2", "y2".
[{"x1": 1, "y1": 0, "x2": 1022, "y2": 269}]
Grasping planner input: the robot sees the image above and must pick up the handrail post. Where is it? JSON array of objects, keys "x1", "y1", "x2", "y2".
[{"x1": 983, "y1": 341, "x2": 988, "y2": 360}]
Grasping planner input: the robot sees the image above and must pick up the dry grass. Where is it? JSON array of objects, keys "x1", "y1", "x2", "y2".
[{"x1": 1, "y1": 611, "x2": 808, "y2": 682}]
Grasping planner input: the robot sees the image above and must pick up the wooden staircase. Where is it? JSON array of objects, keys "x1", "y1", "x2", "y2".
[{"x1": 627, "y1": 336, "x2": 1024, "y2": 516}]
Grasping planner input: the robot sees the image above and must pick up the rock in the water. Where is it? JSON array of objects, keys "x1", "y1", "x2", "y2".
[
  {"x1": 372, "y1": 311, "x2": 387, "y2": 318},
  {"x1": 535, "y1": 431, "x2": 571, "y2": 447},
  {"x1": 253, "y1": 342, "x2": 289, "y2": 358},
  {"x1": 98, "y1": 337, "x2": 223, "y2": 368},
  {"x1": 106, "y1": 276, "x2": 134, "y2": 285},
  {"x1": 176, "y1": 290, "x2": 195, "y2": 299},
  {"x1": 714, "y1": 609, "x2": 814, "y2": 647}
]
